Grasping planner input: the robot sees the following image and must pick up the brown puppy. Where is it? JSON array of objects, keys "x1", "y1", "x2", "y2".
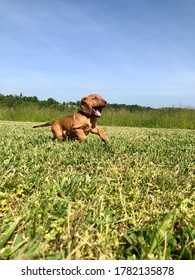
[{"x1": 33, "y1": 93, "x2": 108, "y2": 142}]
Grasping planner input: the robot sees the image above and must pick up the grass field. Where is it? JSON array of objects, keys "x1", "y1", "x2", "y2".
[
  {"x1": 0, "y1": 121, "x2": 194, "y2": 259},
  {"x1": 0, "y1": 104, "x2": 195, "y2": 129}
]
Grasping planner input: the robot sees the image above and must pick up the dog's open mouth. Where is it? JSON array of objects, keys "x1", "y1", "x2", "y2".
[{"x1": 92, "y1": 107, "x2": 103, "y2": 117}]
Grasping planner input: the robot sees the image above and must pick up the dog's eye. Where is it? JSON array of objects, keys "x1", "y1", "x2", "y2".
[{"x1": 93, "y1": 96, "x2": 97, "y2": 100}]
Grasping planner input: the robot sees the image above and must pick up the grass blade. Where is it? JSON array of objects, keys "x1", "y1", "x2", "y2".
[
  {"x1": 0, "y1": 217, "x2": 22, "y2": 248},
  {"x1": 149, "y1": 214, "x2": 175, "y2": 255}
]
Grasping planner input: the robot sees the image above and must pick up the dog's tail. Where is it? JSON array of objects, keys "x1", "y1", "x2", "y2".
[{"x1": 33, "y1": 121, "x2": 54, "y2": 128}]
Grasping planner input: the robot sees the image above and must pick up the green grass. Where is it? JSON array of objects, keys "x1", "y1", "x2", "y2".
[
  {"x1": 0, "y1": 121, "x2": 194, "y2": 259},
  {"x1": 99, "y1": 108, "x2": 195, "y2": 129},
  {"x1": 0, "y1": 105, "x2": 75, "y2": 122},
  {"x1": 0, "y1": 104, "x2": 195, "y2": 129}
]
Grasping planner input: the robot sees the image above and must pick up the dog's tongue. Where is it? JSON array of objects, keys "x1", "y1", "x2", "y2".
[{"x1": 94, "y1": 108, "x2": 101, "y2": 117}]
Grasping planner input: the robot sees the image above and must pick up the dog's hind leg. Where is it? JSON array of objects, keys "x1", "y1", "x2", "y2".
[{"x1": 51, "y1": 124, "x2": 66, "y2": 141}]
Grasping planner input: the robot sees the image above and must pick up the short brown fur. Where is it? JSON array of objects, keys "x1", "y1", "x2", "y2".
[{"x1": 33, "y1": 93, "x2": 108, "y2": 142}]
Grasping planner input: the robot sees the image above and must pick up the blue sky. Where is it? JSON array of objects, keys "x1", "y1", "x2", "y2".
[{"x1": 1, "y1": 0, "x2": 195, "y2": 107}]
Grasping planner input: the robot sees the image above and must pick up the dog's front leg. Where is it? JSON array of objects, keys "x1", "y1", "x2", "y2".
[
  {"x1": 73, "y1": 129, "x2": 87, "y2": 142},
  {"x1": 91, "y1": 127, "x2": 109, "y2": 142}
]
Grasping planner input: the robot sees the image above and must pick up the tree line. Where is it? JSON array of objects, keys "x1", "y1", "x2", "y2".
[{"x1": 0, "y1": 93, "x2": 152, "y2": 112}]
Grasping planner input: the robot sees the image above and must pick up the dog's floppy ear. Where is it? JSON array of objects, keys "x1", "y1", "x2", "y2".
[{"x1": 80, "y1": 96, "x2": 92, "y2": 116}]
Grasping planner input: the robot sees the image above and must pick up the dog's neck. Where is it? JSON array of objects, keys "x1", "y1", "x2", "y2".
[{"x1": 78, "y1": 109, "x2": 94, "y2": 118}]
